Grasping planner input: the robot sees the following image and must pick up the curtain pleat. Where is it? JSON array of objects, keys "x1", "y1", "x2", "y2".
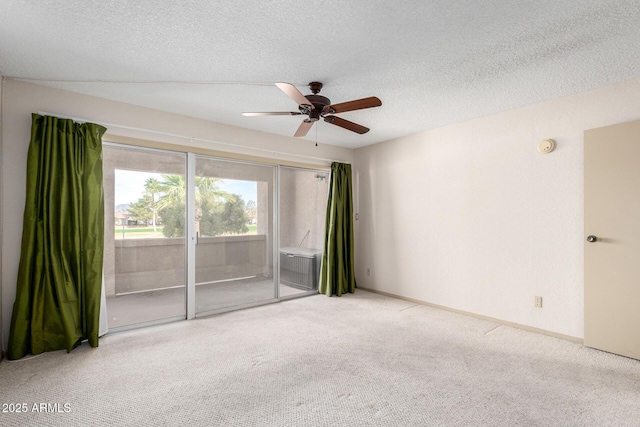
[
  {"x1": 7, "y1": 114, "x2": 106, "y2": 360},
  {"x1": 319, "y1": 162, "x2": 356, "y2": 297}
]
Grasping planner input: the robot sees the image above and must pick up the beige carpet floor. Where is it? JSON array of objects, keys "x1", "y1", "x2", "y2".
[{"x1": 2, "y1": 290, "x2": 640, "y2": 426}]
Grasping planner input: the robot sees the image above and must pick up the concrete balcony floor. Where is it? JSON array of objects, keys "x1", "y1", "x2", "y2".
[{"x1": 105, "y1": 278, "x2": 310, "y2": 329}]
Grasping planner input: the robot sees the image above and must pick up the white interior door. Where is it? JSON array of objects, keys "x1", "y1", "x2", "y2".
[{"x1": 584, "y1": 119, "x2": 640, "y2": 360}]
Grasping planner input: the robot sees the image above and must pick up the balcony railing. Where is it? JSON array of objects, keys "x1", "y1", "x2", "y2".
[{"x1": 111, "y1": 234, "x2": 269, "y2": 295}]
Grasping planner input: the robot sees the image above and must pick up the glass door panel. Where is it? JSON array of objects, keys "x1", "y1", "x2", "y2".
[
  {"x1": 194, "y1": 156, "x2": 276, "y2": 314},
  {"x1": 103, "y1": 145, "x2": 187, "y2": 328},
  {"x1": 279, "y1": 167, "x2": 329, "y2": 298}
]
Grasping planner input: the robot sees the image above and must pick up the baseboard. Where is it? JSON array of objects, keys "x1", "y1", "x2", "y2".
[{"x1": 358, "y1": 287, "x2": 583, "y2": 344}]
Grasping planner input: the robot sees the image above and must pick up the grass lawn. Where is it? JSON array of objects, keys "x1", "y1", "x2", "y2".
[
  {"x1": 115, "y1": 227, "x2": 164, "y2": 234},
  {"x1": 115, "y1": 225, "x2": 258, "y2": 239}
]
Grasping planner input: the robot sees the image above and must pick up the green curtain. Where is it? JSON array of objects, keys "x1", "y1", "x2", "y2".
[
  {"x1": 7, "y1": 114, "x2": 106, "y2": 360},
  {"x1": 319, "y1": 162, "x2": 356, "y2": 297}
]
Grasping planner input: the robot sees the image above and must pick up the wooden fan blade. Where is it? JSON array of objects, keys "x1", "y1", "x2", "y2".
[
  {"x1": 325, "y1": 96, "x2": 382, "y2": 114},
  {"x1": 324, "y1": 116, "x2": 369, "y2": 134},
  {"x1": 276, "y1": 82, "x2": 313, "y2": 107},
  {"x1": 294, "y1": 120, "x2": 315, "y2": 137},
  {"x1": 242, "y1": 111, "x2": 302, "y2": 116}
]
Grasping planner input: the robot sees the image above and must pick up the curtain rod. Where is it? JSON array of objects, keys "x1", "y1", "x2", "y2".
[{"x1": 36, "y1": 111, "x2": 350, "y2": 165}]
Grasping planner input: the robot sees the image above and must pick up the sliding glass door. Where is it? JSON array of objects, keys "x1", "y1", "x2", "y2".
[
  {"x1": 278, "y1": 167, "x2": 329, "y2": 298},
  {"x1": 103, "y1": 145, "x2": 187, "y2": 329},
  {"x1": 102, "y1": 143, "x2": 328, "y2": 329},
  {"x1": 194, "y1": 155, "x2": 277, "y2": 315}
]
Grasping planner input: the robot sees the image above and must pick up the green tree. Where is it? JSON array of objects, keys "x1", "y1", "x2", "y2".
[
  {"x1": 127, "y1": 194, "x2": 154, "y2": 225},
  {"x1": 144, "y1": 178, "x2": 161, "y2": 232},
  {"x1": 157, "y1": 174, "x2": 238, "y2": 238},
  {"x1": 156, "y1": 175, "x2": 233, "y2": 209},
  {"x1": 158, "y1": 204, "x2": 185, "y2": 238},
  {"x1": 157, "y1": 175, "x2": 186, "y2": 238},
  {"x1": 245, "y1": 200, "x2": 257, "y2": 224},
  {"x1": 220, "y1": 194, "x2": 248, "y2": 234},
  {"x1": 199, "y1": 199, "x2": 224, "y2": 237}
]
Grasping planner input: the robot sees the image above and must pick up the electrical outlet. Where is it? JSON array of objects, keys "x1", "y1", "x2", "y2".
[
  {"x1": 366, "y1": 268, "x2": 371, "y2": 277},
  {"x1": 534, "y1": 296, "x2": 543, "y2": 308}
]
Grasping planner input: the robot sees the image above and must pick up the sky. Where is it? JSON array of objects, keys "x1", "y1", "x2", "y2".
[{"x1": 114, "y1": 170, "x2": 257, "y2": 208}]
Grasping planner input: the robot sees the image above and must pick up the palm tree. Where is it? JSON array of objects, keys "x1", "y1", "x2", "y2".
[
  {"x1": 156, "y1": 175, "x2": 187, "y2": 209},
  {"x1": 144, "y1": 177, "x2": 161, "y2": 232},
  {"x1": 196, "y1": 176, "x2": 236, "y2": 205},
  {"x1": 156, "y1": 175, "x2": 235, "y2": 208},
  {"x1": 155, "y1": 174, "x2": 236, "y2": 237}
]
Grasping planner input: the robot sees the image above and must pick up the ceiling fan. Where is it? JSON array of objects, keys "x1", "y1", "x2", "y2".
[{"x1": 242, "y1": 82, "x2": 382, "y2": 137}]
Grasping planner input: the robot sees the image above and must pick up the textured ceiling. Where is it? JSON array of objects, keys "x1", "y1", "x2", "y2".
[{"x1": 2, "y1": 0, "x2": 640, "y2": 148}]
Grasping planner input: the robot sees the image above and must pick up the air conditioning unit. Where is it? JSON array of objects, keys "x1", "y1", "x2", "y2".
[{"x1": 279, "y1": 247, "x2": 322, "y2": 290}]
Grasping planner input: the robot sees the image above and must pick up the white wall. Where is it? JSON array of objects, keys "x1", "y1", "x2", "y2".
[
  {"x1": 0, "y1": 79, "x2": 353, "y2": 349},
  {"x1": 354, "y1": 77, "x2": 640, "y2": 339}
]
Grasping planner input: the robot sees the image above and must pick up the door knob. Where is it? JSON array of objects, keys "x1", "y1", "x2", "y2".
[{"x1": 587, "y1": 235, "x2": 597, "y2": 243}]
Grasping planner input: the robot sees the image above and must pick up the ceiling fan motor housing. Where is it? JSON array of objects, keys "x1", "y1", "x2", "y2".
[
  {"x1": 300, "y1": 82, "x2": 331, "y2": 118},
  {"x1": 300, "y1": 94, "x2": 332, "y2": 118},
  {"x1": 308, "y1": 81, "x2": 323, "y2": 93},
  {"x1": 306, "y1": 109, "x2": 321, "y2": 122}
]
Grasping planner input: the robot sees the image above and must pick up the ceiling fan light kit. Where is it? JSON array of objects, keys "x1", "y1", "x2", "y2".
[{"x1": 243, "y1": 82, "x2": 382, "y2": 138}]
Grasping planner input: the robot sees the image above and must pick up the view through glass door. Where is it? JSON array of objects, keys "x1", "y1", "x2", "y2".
[
  {"x1": 278, "y1": 167, "x2": 329, "y2": 298},
  {"x1": 194, "y1": 156, "x2": 276, "y2": 315},
  {"x1": 103, "y1": 144, "x2": 326, "y2": 328},
  {"x1": 103, "y1": 144, "x2": 187, "y2": 329}
]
